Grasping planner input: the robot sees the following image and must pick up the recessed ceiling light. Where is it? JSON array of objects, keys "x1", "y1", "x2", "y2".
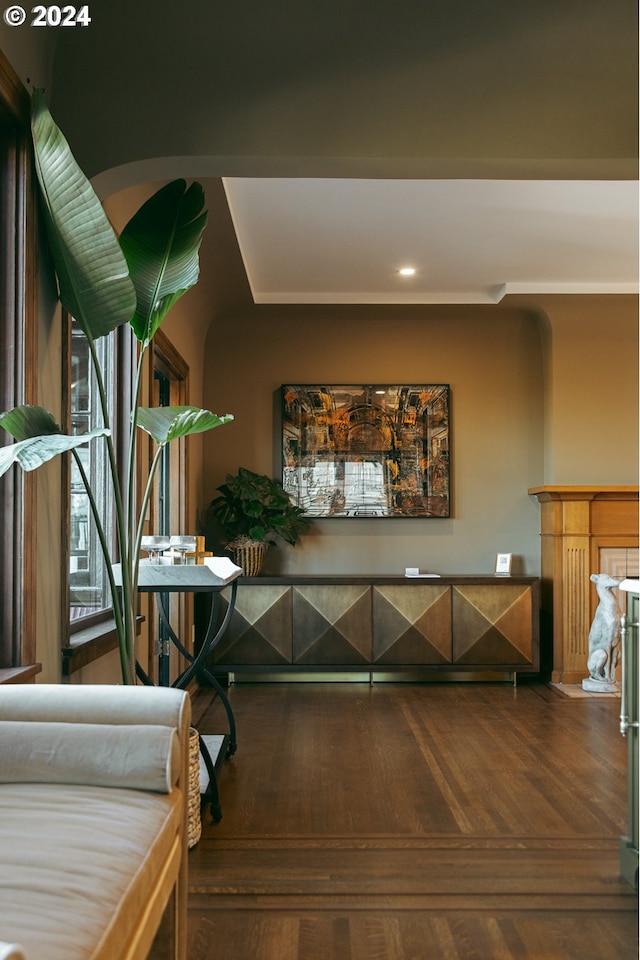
[{"x1": 398, "y1": 267, "x2": 416, "y2": 276}]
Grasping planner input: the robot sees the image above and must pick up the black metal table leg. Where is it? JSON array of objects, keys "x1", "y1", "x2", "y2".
[
  {"x1": 114, "y1": 563, "x2": 241, "y2": 825},
  {"x1": 173, "y1": 581, "x2": 238, "y2": 751},
  {"x1": 195, "y1": 668, "x2": 237, "y2": 756}
]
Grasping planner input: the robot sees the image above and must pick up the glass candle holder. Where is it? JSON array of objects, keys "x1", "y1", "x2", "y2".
[
  {"x1": 169, "y1": 535, "x2": 197, "y2": 564},
  {"x1": 140, "y1": 535, "x2": 171, "y2": 564}
]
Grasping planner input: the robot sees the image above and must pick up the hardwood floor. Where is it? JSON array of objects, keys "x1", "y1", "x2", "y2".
[{"x1": 188, "y1": 682, "x2": 638, "y2": 960}]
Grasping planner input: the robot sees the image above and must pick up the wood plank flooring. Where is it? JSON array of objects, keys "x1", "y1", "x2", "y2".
[{"x1": 187, "y1": 682, "x2": 638, "y2": 960}]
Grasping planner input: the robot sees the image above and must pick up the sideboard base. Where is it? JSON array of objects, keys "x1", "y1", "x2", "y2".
[{"x1": 225, "y1": 668, "x2": 522, "y2": 685}]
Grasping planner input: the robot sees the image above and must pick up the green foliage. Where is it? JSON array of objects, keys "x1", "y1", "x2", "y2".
[
  {"x1": 119, "y1": 180, "x2": 208, "y2": 347},
  {"x1": 136, "y1": 406, "x2": 234, "y2": 445},
  {"x1": 0, "y1": 92, "x2": 233, "y2": 683},
  {"x1": 210, "y1": 467, "x2": 310, "y2": 546},
  {"x1": 31, "y1": 88, "x2": 137, "y2": 341},
  {"x1": 0, "y1": 405, "x2": 109, "y2": 474},
  {"x1": 0, "y1": 404, "x2": 63, "y2": 440}
]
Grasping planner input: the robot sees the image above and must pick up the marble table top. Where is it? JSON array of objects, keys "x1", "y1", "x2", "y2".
[{"x1": 112, "y1": 560, "x2": 241, "y2": 592}]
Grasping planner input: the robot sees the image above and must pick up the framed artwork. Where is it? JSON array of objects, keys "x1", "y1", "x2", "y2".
[
  {"x1": 495, "y1": 553, "x2": 513, "y2": 576},
  {"x1": 281, "y1": 384, "x2": 450, "y2": 518}
]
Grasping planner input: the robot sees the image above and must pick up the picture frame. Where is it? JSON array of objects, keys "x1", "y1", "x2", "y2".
[
  {"x1": 281, "y1": 384, "x2": 450, "y2": 518},
  {"x1": 495, "y1": 553, "x2": 513, "y2": 576}
]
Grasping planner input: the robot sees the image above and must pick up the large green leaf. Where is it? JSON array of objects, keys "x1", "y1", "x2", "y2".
[
  {"x1": 0, "y1": 404, "x2": 110, "y2": 477},
  {"x1": 136, "y1": 406, "x2": 233, "y2": 445},
  {"x1": 30, "y1": 90, "x2": 137, "y2": 341},
  {"x1": 0, "y1": 404, "x2": 63, "y2": 440},
  {"x1": 119, "y1": 180, "x2": 208, "y2": 346},
  {"x1": 0, "y1": 428, "x2": 110, "y2": 478}
]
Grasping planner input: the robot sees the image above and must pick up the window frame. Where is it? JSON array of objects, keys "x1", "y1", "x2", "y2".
[
  {"x1": 0, "y1": 51, "x2": 38, "y2": 676},
  {"x1": 142, "y1": 330, "x2": 190, "y2": 683}
]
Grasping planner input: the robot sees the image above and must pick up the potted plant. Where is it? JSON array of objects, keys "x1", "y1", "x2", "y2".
[
  {"x1": 0, "y1": 90, "x2": 233, "y2": 684},
  {"x1": 209, "y1": 467, "x2": 310, "y2": 575}
]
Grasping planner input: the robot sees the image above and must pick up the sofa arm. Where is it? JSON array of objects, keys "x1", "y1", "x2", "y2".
[
  {"x1": 0, "y1": 685, "x2": 191, "y2": 793},
  {"x1": 0, "y1": 684, "x2": 189, "y2": 736}
]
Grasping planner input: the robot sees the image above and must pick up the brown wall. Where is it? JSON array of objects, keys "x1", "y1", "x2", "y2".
[
  {"x1": 201, "y1": 304, "x2": 546, "y2": 576},
  {"x1": 200, "y1": 296, "x2": 638, "y2": 579},
  {"x1": 528, "y1": 295, "x2": 638, "y2": 483}
]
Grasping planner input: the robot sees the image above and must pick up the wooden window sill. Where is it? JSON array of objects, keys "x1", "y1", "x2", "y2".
[
  {"x1": 62, "y1": 616, "x2": 144, "y2": 676},
  {"x1": 0, "y1": 665, "x2": 42, "y2": 684}
]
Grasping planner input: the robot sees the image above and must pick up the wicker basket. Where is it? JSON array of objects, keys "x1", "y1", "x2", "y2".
[
  {"x1": 187, "y1": 727, "x2": 202, "y2": 848},
  {"x1": 230, "y1": 538, "x2": 267, "y2": 577}
]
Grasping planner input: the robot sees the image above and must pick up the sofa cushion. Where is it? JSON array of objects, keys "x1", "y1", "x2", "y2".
[
  {"x1": 0, "y1": 782, "x2": 182, "y2": 960},
  {"x1": 0, "y1": 722, "x2": 180, "y2": 793}
]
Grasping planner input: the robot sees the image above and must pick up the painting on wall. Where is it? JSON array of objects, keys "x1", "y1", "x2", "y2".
[{"x1": 281, "y1": 384, "x2": 450, "y2": 518}]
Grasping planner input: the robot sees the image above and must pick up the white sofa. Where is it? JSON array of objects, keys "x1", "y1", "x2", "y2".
[{"x1": 0, "y1": 684, "x2": 191, "y2": 960}]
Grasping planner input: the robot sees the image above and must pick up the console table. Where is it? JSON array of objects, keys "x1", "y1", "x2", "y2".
[
  {"x1": 114, "y1": 561, "x2": 241, "y2": 821},
  {"x1": 197, "y1": 574, "x2": 540, "y2": 680}
]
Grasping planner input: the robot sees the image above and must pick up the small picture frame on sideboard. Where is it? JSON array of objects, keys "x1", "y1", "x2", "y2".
[{"x1": 495, "y1": 553, "x2": 512, "y2": 576}]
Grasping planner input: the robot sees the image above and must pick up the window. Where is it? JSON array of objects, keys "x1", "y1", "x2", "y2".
[
  {"x1": 69, "y1": 321, "x2": 117, "y2": 623},
  {"x1": 65, "y1": 315, "x2": 135, "y2": 639},
  {"x1": 62, "y1": 314, "x2": 136, "y2": 673}
]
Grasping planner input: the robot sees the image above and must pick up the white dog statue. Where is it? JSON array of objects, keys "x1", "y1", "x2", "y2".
[{"x1": 582, "y1": 573, "x2": 621, "y2": 692}]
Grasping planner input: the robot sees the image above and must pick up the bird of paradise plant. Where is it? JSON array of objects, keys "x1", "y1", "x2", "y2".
[{"x1": 0, "y1": 90, "x2": 233, "y2": 684}]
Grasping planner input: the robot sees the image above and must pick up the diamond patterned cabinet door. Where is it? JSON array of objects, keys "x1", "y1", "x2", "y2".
[
  {"x1": 452, "y1": 584, "x2": 533, "y2": 665},
  {"x1": 293, "y1": 585, "x2": 371, "y2": 664},
  {"x1": 372, "y1": 585, "x2": 452, "y2": 664},
  {"x1": 212, "y1": 585, "x2": 292, "y2": 665}
]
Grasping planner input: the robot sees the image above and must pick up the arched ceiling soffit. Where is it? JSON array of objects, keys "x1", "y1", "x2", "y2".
[{"x1": 49, "y1": 0, "x2": 637, "y2": 188}]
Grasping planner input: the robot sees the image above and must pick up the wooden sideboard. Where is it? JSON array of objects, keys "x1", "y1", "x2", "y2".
[{"x1": 198, "y1": 575, "x2": 540, "y2": 679}]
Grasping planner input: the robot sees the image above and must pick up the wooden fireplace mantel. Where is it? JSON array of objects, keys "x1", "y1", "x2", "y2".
[
  {"x1": 528, "y1": 485, "x2": 639, "y2": 684},
  {"x1": 528, "y1": 484, "x2": 639, "y2": 502}
]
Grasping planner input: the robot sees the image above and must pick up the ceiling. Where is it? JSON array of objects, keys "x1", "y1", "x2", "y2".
[
  {"x1": 222, "y1": 177, "x2": 639, "y2": 305},
  {"x1": 18, "y1": 0, "x2": 634, "y2": 312}
]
